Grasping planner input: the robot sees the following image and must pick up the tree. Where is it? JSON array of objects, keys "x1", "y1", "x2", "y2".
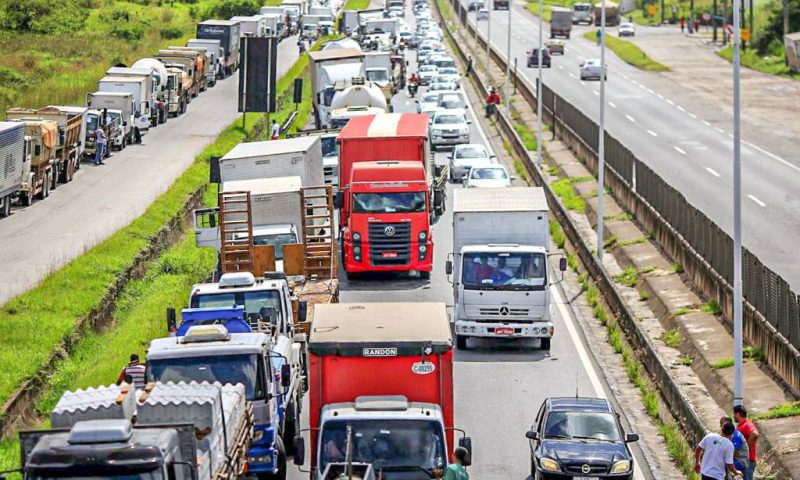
[
  {"x1": 205, "y1": 0, "x2": 260, "y2": 18},
  {"x1": 2, "y1": 0, "x2": 52, "y2": 31}
]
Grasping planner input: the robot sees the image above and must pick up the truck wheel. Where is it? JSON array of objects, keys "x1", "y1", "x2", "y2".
[
  {"x1": 21, "y1": 191, "x2": 33, "y2": 206},
  {"x1": 456, "y1": 334, "x2": 468, "y2": 350},
  {"x1": 39, "y1": 173, "x2": 50, "y2": 200},
  {"x1": 51, "y1": 168, "x2": 58, "y2": 190},
  {"x1": 419, "y1": 270, "x2": 431, "y2": 280},
  {"x1": 1, "y1": 197, "x2": 10, "y2": 217},
  {"x1": 541, "y1": 337, "x2": 551, "y2": 350},
  {"x1": 283, "y1": 401, "x2": 298, "y2": 456}
]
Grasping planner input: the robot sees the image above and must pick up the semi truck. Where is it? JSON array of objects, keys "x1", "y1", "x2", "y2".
[
  {"x1": 335, "y1": 113, "x2": 446, "y2": 278},
  {"x1": 165, "y1": 66, "x2": 192, "y2": 116},
  {"x1": 308, "y1": 48, "x2": 366, "y2": 128},
  {"x1": 0, "y1": 122, "x2": 26, "y2": 216},
  {"x1": 85, "y1": 91, "x2": 135, "y2": 147},
  {"x1": 4, "y1": 118, "x2": 57, "y2": 203},
  {"x1": 186, "y1": 38, "x2": 225, "y2": 80},
  {"x1": 594, "y1": 0, "x2": 620, "y2": 26},
  {"x1": 197, "y1": 20, "x2": 241, "y2": 76},
  {"x1": 445, "y1": 187, "x2": 566, "y2": 350},
  {"x1": 296, "y1": 302, "x2": 473, "y2": 479},
  {"x1": 328, "y1": 80, "x2": 388, "y2": 128},
  {"x1": 550, "y1": 7, "x2": 573, "y2": 38},
  {"x1": 15, "y1": 381, "x2": 253, "y2": 480},
  {"x1": 167, "y1": 46, "x2": 217, "y2": 89},
  {"x1": 218, "y1": 135, "x2": 324, "y2": 186},
  {"x1": 148, "y1": 320, "x2": 287, "y2": 479}
]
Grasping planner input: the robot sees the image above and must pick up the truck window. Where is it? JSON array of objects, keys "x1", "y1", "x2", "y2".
[
  {"x1": 462, "y1": 252, "x2": 547, "y2": 289},
  {"x1": 191, "y1": 290, "x2": 283, "y2": 327},
  {"x1": 352, "y1": 192, "x2": 426, "y2": 214},
  {"x1": 366, "y1": 69, "x2": 390, "y2": 83},
  {"x1": 148, "y1": 354, "x2": 266, "y2": 400},
  {"x1": 86, "y1": 114, "x2": 100, "y2": 131},
  {"x1": 321, "y1": 136, "x2": 338, "y2": 158},
  {"x1": 319, "y1": 419, "x2": 447, "y2": 475}
]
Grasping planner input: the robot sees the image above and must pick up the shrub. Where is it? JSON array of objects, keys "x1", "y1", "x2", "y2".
[
  {"x1": 160, "y1": 26, "x2": 183, "y2": 39},
  {"x1": 0, "y1": 67, "x2": 28, "y2": 88},
  {"x1": 1, "y1": 0, "x2": 52, "y2": 30},
  {"x1": 205, "y1": 0, "x2": 261, "y2": 18}
]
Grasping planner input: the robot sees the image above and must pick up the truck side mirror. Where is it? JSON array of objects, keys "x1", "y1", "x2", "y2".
[
  {"x1": 333, "y1": 191, "x2": 344, "y2": 209},
  {"x1": 293, "y1": 437, "x2": 306, "y2": 465},
  {"x1": 281, "y1": 363, "x2": 292, "y2": 388},
  {"x1": 166, "y1": 307, "x2": 177, "y2": 333},
  {"x1": 458, "y1": 437, "x2": 473, "y2": 466},
  {"x1": 559, "y1": 257, "x2": 567, "y2": 272},
  {"x1": 445, "y1": 260, "x2": 453, "y2": 275}
]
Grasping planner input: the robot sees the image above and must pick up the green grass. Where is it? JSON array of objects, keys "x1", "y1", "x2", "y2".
[
  {"x1": 566, "y1": 252, "x2": 579, "y2": 272},
  {"x1": 672, "y1": 307, "x2": 693, "y2": 316},
  {"x1": 701, "y1": 300, "x2": 722, "y2": 315},
  {"x1": 551, "y1": 178, "x2": 586, "y2": 213},
  {"x1": 513, "y1": 123, "x2": 538, "y2": 151},
  {"x1": 604, "y1": 211, "x2": 634, "y2": 222},
  {"x1": 712, "y1": 357, "x2": 735, "y2": 369},
  {"x1": 618, "y1": 236, "x2": 646, "y2": 247},
  {"x1": 583, "y1": 30, "x2": 670, "y2": 71},
  {"x1": 549, "y1": 219, "x2": 566, "y2": 249},
  {"x1": 677, "y1": 355, "x2": 693, "y2": 366},
  {"x1": 660, "y1": 328, "x2": 681, "y2": 348},
  {"x1": 639, "y1": 289, "x2": 650, "y2": 301},
  {"x1": 718, "y1": 46, "x2": 800, "y2": 81},
  {"x1": 751, "y1": 401, "x2": 800, "y2": 421},
  {"x1": 613, "y1": 266, "x2": 639, "y2": 287},
  {"x1": 672, "y1": 262, "x2": 684, "y2": 274},
  {"x1": 344, "y1": 0, "x2": 372, "y2": 9},
  {"x1": 712, "y1": 346, "x2": 766, "y2": 369}
]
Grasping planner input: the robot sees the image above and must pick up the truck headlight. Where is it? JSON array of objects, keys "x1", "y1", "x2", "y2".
[
  {"x1": 419, "y1": 231, "x2": 427, "y2": 240},
  {"x1": 611, "y1": 460, "x2": 631, "y2": 474},
  {"x1": 353, "y1": 246, "x2": 361, "y2": 254},
  {"x1": 247, "y1": 455, "x2": 272, "y2": 465},
  {"x1": 419, "y1": 245, "x2": 427, "y2": 253},
  {"x1": 540, "y1": 457, "x2": 560, "y2": 472},
  {"x1": 353, "y1": 232, "x2": 361, "y2": 241},
  {"x1": 532, "y1": 327, "x2": 540, "y2": 334}
]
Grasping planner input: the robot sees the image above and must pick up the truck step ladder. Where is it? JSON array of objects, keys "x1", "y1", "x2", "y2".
[
  {"x1": 300, "y1": 185, "x2": 337, "y2": 279},
  {"x1": 218, "y1": 191, "x2": 254, "y2": 274}
]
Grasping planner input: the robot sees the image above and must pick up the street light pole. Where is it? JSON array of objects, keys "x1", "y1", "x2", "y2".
[
  {"x1": 505, "y1": 4, "x2": 512, "y2": 112},
  {"x1": 536, "y1": 0, "x2": 543, "y2": 167},
  {"x1": 486, "y1": 4, "x2": 492, "y2": 78},
  {"x1": 732, "y1": 0, "x2": 744, "y2": 409},
  {"x1": 596, "y1": 0, "x2": 607, "y2": 260}
]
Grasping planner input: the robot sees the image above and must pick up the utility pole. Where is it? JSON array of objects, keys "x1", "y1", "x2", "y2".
[
  {"x1": 732, "y1": 0, "x2": 744, "y2": 409},
  {"x1": 690, "y1": 0, "x2": 695, "y2": 32},
  {"x1": 661, "y1": 0, "x2": 665, "y2": 24},
  {"x1": 597, "y1": 1, "x2": 607, "y2": 260},
  {"x1": 536, "y1": 0, "x2": 544, "y2": 167},
  {"x1": 713, "y1": 0, "x2": 718, "y2": 42},
  {"x1": 486, "y1": 5, "x2": 492, "y2": 80},
  {"x1": 505, "y1": 3, "x2": 512, "y2": 112}
]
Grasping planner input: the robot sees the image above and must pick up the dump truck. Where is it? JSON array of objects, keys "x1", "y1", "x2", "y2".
[
  {"x1": 164, "y1": 66, "x2": 192, "y2": 116},
  {"x1": 168, "y1": 45, "x2": 216, "y2": 89},
  {"x1": 157, "y1": 49, "x2": 205, "y2": 94},
  {"x1": 550, "y1": 7, "x2": 573, "y2": 38},
  {"x1": 0, "y1": 122, "x2": 26, "y2": 216},
  {"x1": 594, "y1": 0, "x2": 620, "y2": 26},
  {"x1": 197, "y1": 20, "x2": 241, "y2": 76},
  {"x1": 296, "y1": 302, "x2": 473, "y2": 479},
  {"x1": 308, "y1": 48, "x2": 366, "y2": 128},
  {"x1": 16, "y1": 382, "x2": 253, "y2": 480},
  {"x1": 187, "y1": 38, "x2": 225, "y2": 80},
  {"x1": 4, "y1": 118, "x2": 57, "y2": 203}
]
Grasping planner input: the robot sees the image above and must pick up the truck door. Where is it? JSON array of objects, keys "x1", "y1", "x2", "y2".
[{"x1": 194, "y1": 207, "x2": 220, "y2": 249}]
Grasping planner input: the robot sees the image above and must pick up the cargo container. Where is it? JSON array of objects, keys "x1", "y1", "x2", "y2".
[
  {"x1": 197, "y1": 20, "x2": 241, "y2": 76},
  {"x1": 0, "y1": 122, "x2": 26, "y2": 216},
  {"x1": 219, "y1": 136, "x2": 324, "y2": 186}
]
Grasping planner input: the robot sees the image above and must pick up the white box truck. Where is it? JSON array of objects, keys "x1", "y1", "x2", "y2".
[
  {"x1": 86, "y1": 91, "x2": 135, "y2": 146},
  {"x1": 0, "y1": 122, "x2": 26, "y2": 217},
  {"x1": 105, "y1": 67, "x2": 158, "y2": 127},
  {"x1": 446, "y1": 187, "x2": 566, "y2": 351},
  {"x1": 231, "y1": 15, "x2": 267, "y2": 36},
  {"x1": 219, "y1": 134, "x2": 325, "y2": 186},
  {"x1": 97, "y1": 75, "x2": 152, "y2": 128},
  {"x1": 308, "y1": 49, "x2": 366, "y2": 128}
]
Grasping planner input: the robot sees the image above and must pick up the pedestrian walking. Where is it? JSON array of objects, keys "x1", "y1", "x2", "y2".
[
  {"x1": 116, "y1": 353, "x2": 147, "y2": 390},
  {"x1": 734, "y1": 405, "x2": 759, "y2": 480},
  {"x1": 694, "y1": 422, "x2": 742, "y2": 480},
  {"x1": 693, "y1": 19, "x2": 700, "y2": 32},
  {"x1": 271, "y1": 120, "x2": 281, "y2": 140},
  {"x1": 443, "y1": 447, "x2": 470, "y2": 480},
  {"x1": 465, "y1": 55, "x2": 473, "y2": 77},
  {"x1": 94, "y1": 126, "x2": 107, "y2": 165},
  {"x1": 680, "y1": 18, "x2": 685, "y2": 32}
]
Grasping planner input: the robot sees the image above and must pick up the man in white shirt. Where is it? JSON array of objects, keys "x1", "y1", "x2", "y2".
[
  {"x1": 695, "y1": 422, "x2": 742, "y2": 480},
  {"x1": 271, "y1": 120, "x2": 280, "y2": 140}
]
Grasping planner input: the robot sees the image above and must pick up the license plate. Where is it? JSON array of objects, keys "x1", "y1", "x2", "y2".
[
  {"x1": 382, "y1": 251, "x2": 398, "y2": 258},
  {"x1": 495, "y1": 327, "x2": 514, "y2": 335},
  {"x1": 575, "y1": 477, "x2": 600, "y2": 480}
]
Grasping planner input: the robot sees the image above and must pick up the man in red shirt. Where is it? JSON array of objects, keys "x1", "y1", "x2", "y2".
[
  {"x1": 733, "y1": 405, "x2": 759, "y2": 480},
  {"x1": 485, "y1": 88, "x2": 501, "y2": 118}
]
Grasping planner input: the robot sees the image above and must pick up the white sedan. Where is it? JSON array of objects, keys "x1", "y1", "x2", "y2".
[
  {"x1": 433, "y1": 67, "x2": 461, "y2": 88},
  {"x1": 449, "y1": 144, "x2": 496, "y2": 181},
  {"x1": 429, "y1": 78, "x2": 459, "y2": 92},
  {"x1": 464, "y1": 165, "x2": 513, "y2": 188},
  {"x1": 430, "y1": 110, "x2": 471, "y2": 149},
  {"x1": 417, "y1": 92, "x2": 441, "y2": 113}
]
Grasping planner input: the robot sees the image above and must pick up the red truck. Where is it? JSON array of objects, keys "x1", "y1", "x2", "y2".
[
  {"x1": 334, "y1": 113, "x2": 447, "y2": 280},
  {"x1": 294, "y1": 302, "x2": 472, "y2": 480}
]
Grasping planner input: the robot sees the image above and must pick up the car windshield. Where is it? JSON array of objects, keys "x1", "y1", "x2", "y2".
[
  {"x1": 420, "y1": 65, "x2": 437, "y2": 72},
  {"x1": 149, "y1": 354, "x2": 265, "y2": 400},
  {"x1": 319, "y1": 419, "x2": 447, "y2": 476},
  {"x1": 462, "y1": 252, "x2": 547, "y2": 289},
  {"x1": 574, "y1": 4, "x2": 591, "y2": 10},
  {"x1": 366, "y1": 70, "x2": 390, "y2": 82},
  {"x1": 544, "y1": 411, "x2": 622, "y2": 442},
  {"x1": 471, "y1": 167, "x2": 507, "y2": 179},
  {"x1": 456, "y1": 146, "x2": 488, "y2": 158},
  {"x1": 352, "y1": 192, "x2": 426, "y2": 213},
  {"x1": 434, "y1": 115, "x2": 463, "y2": 124},
  {"x1": 191, "y1": 289, "x2": 283, "y2": 322},
  {"x1": 253, "y1": 232, "x2": 298, "y2": 260},
  {"x1": 440, "y1": 96, "x2": 464, "y2": 109}
]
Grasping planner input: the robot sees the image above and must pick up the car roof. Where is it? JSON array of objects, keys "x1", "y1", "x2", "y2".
[{"x1": 546, "y1": 397, "x2": 614, "y2": 413}]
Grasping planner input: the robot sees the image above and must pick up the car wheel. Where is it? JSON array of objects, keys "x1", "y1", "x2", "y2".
[{"x1": 456, "y1": 334, "x2": 468, "y2": 350}]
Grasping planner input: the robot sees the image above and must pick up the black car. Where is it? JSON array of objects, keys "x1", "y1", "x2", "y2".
[
  {"x1": 525, "y1": 397, "x2": 639, "y2": 479},
  {"x1": 527, "y1": 48, "x2": 552, "y2": 68}
]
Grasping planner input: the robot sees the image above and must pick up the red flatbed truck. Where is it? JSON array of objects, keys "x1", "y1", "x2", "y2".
[
  {"x1": 294, "y1": 302, "x2": 472, "y2": 480},
  {"x1": 335, "y1": 113, "x2": 447, "y2": 279}
]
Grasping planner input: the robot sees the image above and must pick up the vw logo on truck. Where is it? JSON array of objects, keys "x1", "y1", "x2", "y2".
[{"x1": 384, "y1": 225, "x2": 396, "y2": 237}]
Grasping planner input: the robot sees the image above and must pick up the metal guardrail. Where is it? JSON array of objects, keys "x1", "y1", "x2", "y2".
[{"x1": 445, "y1": 0, "x2": 800, "y2": 396}]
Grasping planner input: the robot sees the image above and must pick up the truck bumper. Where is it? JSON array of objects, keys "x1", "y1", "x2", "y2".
[
  {"x1": 343, "y1": 239, "x2": 433, "y2": 274},
  {"x1": 431, "y1": 134, "x2": 470, "y2": 147},
  {"x1": 454, "y1": 320, "x2": 554, "y2": 338},
  {"x1": 247, "y1": 425, "x2": 280, "y2": 473}
]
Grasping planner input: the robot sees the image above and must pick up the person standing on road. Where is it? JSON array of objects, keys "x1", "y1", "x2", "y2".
[
  {"x1": 465, "y1": 56, "x2": 473, "y2": 77},
  {"x1": 721, "y1": 416, "x2": 750, "y2": 473},
  {"x1": 680, "y1": 17, "x2": 685, "y2": 32},
  {"x1": 94, "y1": 127, "x2": 107, "y2": 165},
  {"x1": 116, "y1": 353, "x2": 147, "y2": 390},
  {"x1": 734, "y1": 405, "x2": 759, "y2": 480},
  {"x1": 271, "y1": 120, "x2": 281, "y2": 140},
  {"x1": 695, "y1": 422, "x2": 742, "y2": 480},
  {"x1": 443, "y1": 447, "x2": 469, "y2": 480}
]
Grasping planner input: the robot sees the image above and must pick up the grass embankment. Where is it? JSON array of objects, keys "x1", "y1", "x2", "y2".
[
  {"x1": 717, "y1": 45, "x2": 800, "y2": 80},
  {"x1": 344, "y1": 0, "x2": 372, "y2": 9},
  {"x1": 582, "y1": 30, "x2": 669, "y2": 71}
]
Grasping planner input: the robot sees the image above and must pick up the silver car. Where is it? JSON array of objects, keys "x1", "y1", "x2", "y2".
[
  {"x1": 429, "y1": 78, "x2": 459, "y2": 92},
  {"x1": 580, "y1": 58, "x2": 607, "y2": 81},
  {"x1": 434, "y1": 67, "x2": 461, "y2": 88},
  {"x1": 464, "y1": 165, "x2": 513, "y2": 188},
  {"x1": 618, "y1": 22, "x2": 635, "y2": 37},
  {"x1": 430, "y1": 110, "x2": 471, "y2": 149},
  {"x1": 449, "y1": 144, "x2": 496, "y2": 181},
  {"x1": 418, "y1": 64, "x2": 439, "y2": 85},
  {"x1": 417, "y1": 92, "x2": 441, "y2": 112}
]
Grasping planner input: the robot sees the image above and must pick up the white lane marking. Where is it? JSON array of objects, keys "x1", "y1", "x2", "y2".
[
  {"x1": 639, "y1": 84, "x2": 648, "y2": 91},
  {"x1": 742, "y1": 139, "x2": 800, "y2": 174},
  {"x1": 569, "y1": 72, "x2": 576, "y2": 78},
  {"x1": 558, "y1": 64, "x2": 564, "y2": 69},
  {"x1": 630, "y1": 79, "x2": 638, "y2": 85},
  {"x1": 646, "y1": 88, "x2": 655, "y2": 94},
  {"x1": 689, "y1": 113, "x2": 697, "y2": 119},
  {"x1": 706, "y1": 167, "x2": 721, "y2": 177},
  {"x1": 666, "y1": 99, "x2": 675, "y2": 105},
  {"x1": 674, "y1": 146, "x2": 687, "y2": 155},
  {"x1": 593, "y1": 90, "x2": 599, "y2": 96},
  {"x1": 581, "y1": 81, "x2": 587, "y2": 85},
  {"x1": 608, "y1": 101, "x2": 616, "y2": 108},
  {"x1": 702, "y1": 120, "x2": 711, "y2": 126},
  {"x1": 747, "y1": 194, "x2": 767, "y2": 207},
  {"x1": 647, "y1": 129, "x2": 658, "y2": 137},
  {"x1": 622, "y1": 74, "x2": 630, "y2": 80},
  {"x1": 677, "y1": 106, "x2": 686, "y2": 112},
  {"x1": 657, "y1": 94, "x2": 664, "y2": 100},
  {"x1": 715, "y1": 127, "x2": 725, "y2": 133},
  {"x1": 625, "y1": 114, "x2": 636, "y2": 123}
]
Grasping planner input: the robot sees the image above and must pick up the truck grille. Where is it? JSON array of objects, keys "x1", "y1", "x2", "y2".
[
  {"x1": 323, "y1": 166, "x2": 336, "y2": 183},
  {"x1": 478, "y1": 307, "x2": 530, "y2": 316},
  {"x1": 368, "y1": 222, "x2": 411, "y2": 266}
]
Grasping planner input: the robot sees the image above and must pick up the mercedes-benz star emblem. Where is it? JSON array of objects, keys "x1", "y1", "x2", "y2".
[
  {"x1": 384, "y1": 226, "x2": 396, "y2": 237},
  {"x1": 581, "y1": 464, "x2": 591, "y2": 474},
  {"x1": 499, "y1": 306, "x2": 510, "y2": 316}
]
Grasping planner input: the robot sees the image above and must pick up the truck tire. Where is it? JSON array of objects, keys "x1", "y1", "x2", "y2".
[
  {"x1": 21, "y1": 191, "x2": 33, "y2": 207},
  {"x1": 39, "y1": 172, "x2": 50, "y2": 200},
  {"x1": 541, "y1": 337, "x2": 551, "y2": 350},
  {"x1": 50, "y1": 167, "x2": 58, "y2": 191},
  {"x1": 455, "y1": 334, "x2": 468, "y2": 350},
  {"x1": 419, "y1": 270, "x2": 431, "y2": 280},
  {"x1": 283, "y1": 400, "x2": 298, "y2": 456},
  {"x1": 1, "y1": 196, "x2": 10, "y2": 217}
]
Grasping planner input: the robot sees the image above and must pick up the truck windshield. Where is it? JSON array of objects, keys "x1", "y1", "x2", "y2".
[
  {"x1": 462, "y1": 252, "x2": 547, "y2": 289},
  {"x1": 253, "y1": 232, "x2": 298, "y2": 260},
  {"x1": 148, "y1": 354, "x2": 265, "y2": 400},
  {"x1": 353, "y1": 192, "x2": 426, "y2": 214},
  {"x1": 320, "y1": 420, "x2": 447, "y2": 476},
  {"x1": 190, "y1": 289, "x2": 283, "y2": 324},
  {"x1": 321, "y1": 136, "x2": 338, "y2": 157},
  {"x1": 86, "y1": 114, "x2": 100, "y2": 131},
  {"x1": 366, "y1": 69, "x2": 390, "y2": 83}
]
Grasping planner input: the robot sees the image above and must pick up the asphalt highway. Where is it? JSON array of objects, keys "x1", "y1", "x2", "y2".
[
  {"x1": 0, "y1": 36, "x2": 300, "y2": 306},
  {"x1": 463, "y1": 0, "x2": 800, "y2": 290}
]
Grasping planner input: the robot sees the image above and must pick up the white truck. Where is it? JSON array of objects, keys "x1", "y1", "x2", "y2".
[
  {"x1": 261, "y1": 13, "x2": 284, "y2": 37},
  {"x1": 0, "y1": 122, "x2": 26, "y2": 216},
  {"x1": 364, "y1": 51, "x2": 396, "y2": 101},
  {"x1": 219, "y1": 136, "x2": 325, "y2": 186},
  {"x1": 130, "y1": 58, "x2": 170, "y2": 123},
  {"x1": 86, "y1": 91, "x2": 135, "y2": 146},
  {"x1": 97, "y1": 75, "x2": 152, "y2": 130},
  {"x1": 328, "y1": 80, "x2": 388, "y2": 128},
  {"x1": 106, "y1": 67, "x2": 160, "y2": 127},
  {"x1": 186, "y1": 38, "x2": 225, "y2": 80},
  {"x1": 231, "y1": 14, "x2": 268, "y2": 36},
  {"x1": 445, "y1": 187, "x2": 566, "y2": 351},
  {"x1": 17, "y1": 381, "x2": 253, "y2": 480},
  {"x1": 308, "y1": 48, "x2": 366, "y2": 128}
]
